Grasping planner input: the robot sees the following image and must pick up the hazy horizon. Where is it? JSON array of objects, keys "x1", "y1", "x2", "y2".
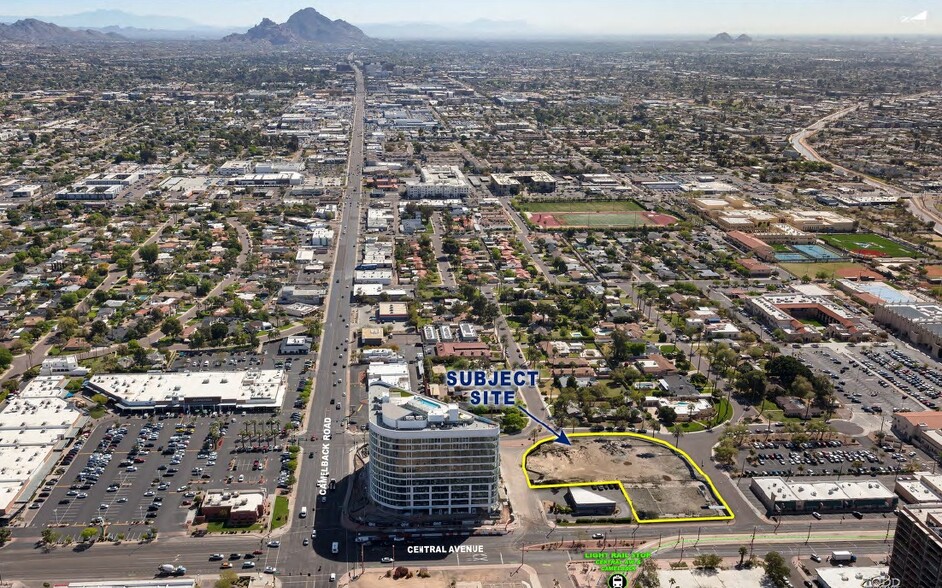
[{"x1": 0, "y1": 0, "x2": 938, "y2": 36}]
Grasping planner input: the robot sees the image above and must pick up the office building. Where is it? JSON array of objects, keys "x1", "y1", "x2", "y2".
[
  {"x1": 405, "y1": 166, "x2": 470, "y2": 199},
  {"x1": 889, "y1": 504, "x2": 942, "y2": 587},
  {"x1": 368, "y1": 390, "x2": 500, "y2": 514},
  {"x1": 875, "y1": 304, "x2": 942, "y2": 358},
  {"x1": 750, "y1": 477, "x2": 897, "y2": 515}
]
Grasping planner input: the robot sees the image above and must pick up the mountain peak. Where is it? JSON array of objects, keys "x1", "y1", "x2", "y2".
[
  {"x1": 225, "y1": 6, "x2": 367, "y2": 45},
  {"x1": 0, "y1": 17, "x2": 123, "y2": 43}
]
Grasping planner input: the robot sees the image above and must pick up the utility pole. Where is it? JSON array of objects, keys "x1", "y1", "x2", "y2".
[
  {"x1": 885, "y1": 519, "x2": 892, "y2": 542},
  {"x1": 749, "y1": 525, "x2": 757, "y2": 559},
  {"x1": 806, "y1": 522, "x2": 812, "y2": 544}
]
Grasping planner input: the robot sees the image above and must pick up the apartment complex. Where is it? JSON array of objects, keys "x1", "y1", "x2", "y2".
[
  {"x1": 405, "y1": 166, "x2": 470, "y2": 199},
  {"x1": 889, "y1": 505, "x2": 942, "y2": 587},
  {"x1": 367, "y1": 391, "x2": 500, "y2": 515}
]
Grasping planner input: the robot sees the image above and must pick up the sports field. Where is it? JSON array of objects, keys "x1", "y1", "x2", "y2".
[
  {"x1": 778, "y1": 261, "x2": 866, "y2": 280},
  {"x1": 518, "y1": 200, "x2": 645, "y2": 213},
  {"x1": 820, "y1": 233, "x2": 917, "y2": 258}
]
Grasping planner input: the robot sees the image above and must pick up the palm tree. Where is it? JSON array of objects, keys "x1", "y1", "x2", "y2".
[
  {"x1": 671, "y1": 424, "x2": 684, "y2": 449},
  {"x1": 738, "y1": 545, "x2": 748, "y2": 566}
]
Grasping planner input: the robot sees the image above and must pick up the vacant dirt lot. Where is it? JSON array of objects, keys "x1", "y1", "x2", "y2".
[
  {"x1": 526, "y1": 437, "x2": 695, "y2": 485},
  {"x1": 351, "y1": 567, "x2": 532, "y2": 588},
  {"x1": 525, "y1": 436, "x2": 720, "y2": 520}
]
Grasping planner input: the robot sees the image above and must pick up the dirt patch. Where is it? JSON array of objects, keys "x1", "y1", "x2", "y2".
[
  {"x1": 526, "y1": 436, "x2": 721, "y2": 520},
  {"x1": 526, "y1": 437, "x2": 692, "y2": 485},
  {"x1": 351, "y1": 568, "x2": 530, "y2": 588}
]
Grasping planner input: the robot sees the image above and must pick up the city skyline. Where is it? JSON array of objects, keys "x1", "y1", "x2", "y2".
[{"x1": 0, "y1": 0, "x2": 937, "y2": 36}]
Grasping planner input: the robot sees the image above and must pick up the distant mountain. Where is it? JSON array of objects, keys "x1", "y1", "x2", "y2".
[
  {"x1": 0, "y1": 10, "x2": 246, "y2": 40},
  {"x1": 0, "y1": 18, "x2": 123, "y2": 43},
  {"x1": 362, "y1": 18, "x2": 529, "y2": 40},
  {"x1": 95, "y1": 25, "x2": 246, "y2": 41},
  {"x1": 224, "y1": 7, "x2": 367, "y2": 45},
  {"x1": 709, "y1": 32, "x2": 752, "y2": 43},
  {"x1": 43, "y1": 9, "x2": 202, "y2": 31}
]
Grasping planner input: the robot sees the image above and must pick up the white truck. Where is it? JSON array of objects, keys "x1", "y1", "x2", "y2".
[
  {"x1": 157, "y1": 564, "x2": 186, "y2": 576},
  {"x1": 830, "y1": 550, "x2": 857, "y2": 563}
]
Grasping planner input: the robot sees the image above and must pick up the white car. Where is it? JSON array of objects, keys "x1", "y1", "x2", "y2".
[
  {"x1": 264, "y1": 567, "x2": 277, "y2": 574},
  {"x1": 381, "y1": 557, "x2": 394, "y2": 563},
  {"x1": 267, "y1": 540, "x2": 280, "y2": 548},
  {"x1": 242, "y1": 561, "x2": 256, "y2": 569}
]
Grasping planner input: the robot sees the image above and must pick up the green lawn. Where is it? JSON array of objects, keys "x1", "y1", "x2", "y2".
[
  {"x1": 820, "y1": 233, "x2": 917, "y2": 258},
  {"x1": 678, "y1": 421, "x2": 706, "y2": 433},
  {"x1": 271, "y1": 496, "x2": 289, "y2": 530},
  {"x1": 709, "y1": 398, "x2": 734, "y2": 427},
  {"x1": 517, "y1": 199, "x2": 644, "y2": 213}
]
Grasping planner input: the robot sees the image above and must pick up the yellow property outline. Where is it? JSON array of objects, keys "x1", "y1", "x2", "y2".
[{"x1": 521, "y1": 432, "x2": 735, "y2": 524}]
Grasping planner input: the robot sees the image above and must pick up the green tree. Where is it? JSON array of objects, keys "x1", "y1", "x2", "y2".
[
  {"x1": 765, "y1": 355, "x2": 812, "y2": 388},
  {"x1": 634, "y1": 559, "x2": 661, "y2": 588},
  {"x1": 738, "y1": 545, "x2": 748, "y2": 566},
  {"x1": 41, "y1": 528, "x2": 60, "y2": 545},
  {"x1": 0, "y1": 528, "x2": 10, "y2": 545},
  {"x1": 80, "y1": 527, "x2": 98, "y2": 542},
  {"x1": 215, "y1": 570, "x2": 239, "y2": 588},
  {"x1": 91, "y1": 393, "x2": 108, "y2": 407},
  {"x1": 658, "y1": 405, "x2": 677, "y2": 427},
  {"x1": 763, "y1": 551, "x2": 789, "y2": 588},
  {"x1": 693, "y1": 553, "x2": 722, "y2": 570},
  {"x1": 139, "y1": 243, "x2": 159, "y2": 265},
  {"x1": 57, "y1": 317, "x2": 79, "y2": 340},
  {"x1": 501, "y1": 407, "x2": 527, "y2": 434},
  {"x1": 671, "y1": 424, "x2": 684, "y2": 448},
  {"x1": 0, "y1": 347, "x2": 12, "y2": 370},
  {"x1": 160, "y1": 317, "x2": 183, "y2": 338},
  {"x1": 210, "y1": 321, "x2": 229, "y2": 341},
  {"x1": 60, "y1": 292, "x2": 79, "y2": 309},
  {"x1": 735, "y1": 369, "x2": 768, "y2": 403}
]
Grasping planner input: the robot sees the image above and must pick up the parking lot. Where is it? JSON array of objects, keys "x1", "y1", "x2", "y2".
[
  {"x1": 741, "y1": 438, "x2": 915, "y2": 479},
  {"x1": 25, "y1": 341, "x2": 319, "y2": 538},
  {"x1": 788, "y1": 342, "x2": 936, "y2": 434}
]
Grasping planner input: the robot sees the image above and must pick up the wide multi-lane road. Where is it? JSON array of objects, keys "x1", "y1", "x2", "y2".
[{"x1": 275, "y1": 61, "x2": 369, "y2": 583}]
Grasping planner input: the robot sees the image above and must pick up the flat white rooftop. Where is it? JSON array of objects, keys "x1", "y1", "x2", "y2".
[
  {"x1": 816, "y1": 567, "x2": 891, "y2": 588},
  {"x1": 85, "y1": 370, "x2": 286, "y2": 410}
]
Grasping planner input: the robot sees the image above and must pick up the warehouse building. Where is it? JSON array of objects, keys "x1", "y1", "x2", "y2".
[{"x1": 750, "y1": 477, "x2": 897, "y2": 515}]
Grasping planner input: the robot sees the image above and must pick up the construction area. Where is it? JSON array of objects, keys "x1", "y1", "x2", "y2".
[{"x1": 523, "y1": 434, "x2": 731, "y2": 522}]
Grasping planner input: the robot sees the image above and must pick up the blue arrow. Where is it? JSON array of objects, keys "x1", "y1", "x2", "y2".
[{"x1": 518, "y1": 406, "x2": 571, "y2": 446}]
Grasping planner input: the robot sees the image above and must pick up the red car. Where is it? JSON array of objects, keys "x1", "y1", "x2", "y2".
[{"x1": 252, "y1": 550, "x2": 263, "y2": 555}]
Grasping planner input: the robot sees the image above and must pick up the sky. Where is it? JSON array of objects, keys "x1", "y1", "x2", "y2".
[{"x1": 0, "y1": 0, "x2": 938, "y2": 35}]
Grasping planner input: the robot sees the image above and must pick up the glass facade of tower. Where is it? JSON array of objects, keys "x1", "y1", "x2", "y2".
[{"x1": 368, "y1": 429, "x2": 500, "y2": 514}]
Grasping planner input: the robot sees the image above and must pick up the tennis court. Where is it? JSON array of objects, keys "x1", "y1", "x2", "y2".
[{"x1": 793, "y1": 244, "x2": 844, "y2": 261}]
